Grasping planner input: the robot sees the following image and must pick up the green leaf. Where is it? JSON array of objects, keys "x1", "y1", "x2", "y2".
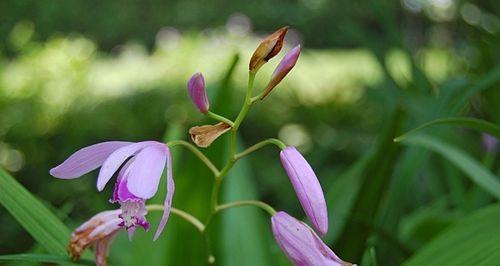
[
  {"x1": 395, "y1": 117, "x2": 500, "y2": 142},
  {"x1": 400, "y1": 134, "x2": 500, "y2": 199},
  {"x1": 0, "y1": 254, "x2": 93, "y2": 265},
  {"x1": 336, "y1": 108, "x2": 405, "y2": 262},
  {"x1": 403, "y1": 203, "x2": 500, "y2": 266},
  {"x1": 0, "y1": 168, "x2": 71, "y2": 255}
]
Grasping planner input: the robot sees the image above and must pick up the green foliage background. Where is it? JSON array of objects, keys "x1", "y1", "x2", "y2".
[{"x1": 0, "y1": 0, "x2": 499, "y2": 265}]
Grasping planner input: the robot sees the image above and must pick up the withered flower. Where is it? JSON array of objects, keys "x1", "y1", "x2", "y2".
[
  {"x1": 68, "y1": 210, "x2": 122, "y2": 266},
  {"x1": 249, "y1": 26, "x2": 288, "y2": 72},
  {"x1": 189, "y1": 122, "x2": 231, "y2": 148}
]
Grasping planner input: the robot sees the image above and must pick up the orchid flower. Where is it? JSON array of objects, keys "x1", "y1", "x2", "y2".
[
  {"x1": 50, "y1": 141, "x2": 174, "y2": 240},
  {"x1": 272, "y1": 211, "x2": 354, "y2": 266}
]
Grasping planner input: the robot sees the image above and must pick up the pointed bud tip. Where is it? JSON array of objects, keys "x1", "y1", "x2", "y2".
[{"x1": 249, "y1": 26, "x2": 290, "y2": 72}]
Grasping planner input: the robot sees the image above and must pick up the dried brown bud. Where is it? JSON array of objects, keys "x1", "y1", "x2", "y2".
[
  {"x1": 249, "y1": 26, "x2": 288, "y2": 72},
  {"x1": 189, "y1": 122, "x2": 231, "y2": 148}
]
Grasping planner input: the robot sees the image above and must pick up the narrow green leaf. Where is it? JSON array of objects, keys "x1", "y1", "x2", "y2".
[
  {"x1": 0, "y1": 254, "x2": 93, "y2": 265},
  {"x1": 336, "y1": 108, "x2": 405, "y2": 262},
  {"x1": 400, "y1": 134, "x2": 500, "y2": 199},
  {"x1": 0, "y1": 168, "x2": 71, "y2": 255},
  {"x1": 395, "y1": 117, "x2": 500, "y2": 142},
  {"x1": 403, "y1": 203, "x2": 500, "y2": 266}
]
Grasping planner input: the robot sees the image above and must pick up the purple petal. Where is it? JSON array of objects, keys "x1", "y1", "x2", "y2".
[
  {"x1": 96, "y1": 141, "x2": 158, "y2": 191},
  {"x1": 280, "y1": 146, "x2": 328, "y2": 235},
  {"x1": 154, "y1": 147, "x2": 174, "y2": 241},
  {"x1": 111, "y1": 159, "x2": 141, "y2": 202},
  {"x1": 271, "y1": 212, "x2": 343, "y2": 266},
  {"x1": 271, "y1": 45, "x2": 301, "y2": 80},
  {"x1": 126, "y1": 143, "x2": 168, "y2": 199},
  {"x1": 50, "y1": 141, "x2": 132, "y2": 179},
  {"x1": 187, "y1": 72, "x2": 209, "y2": 113}
]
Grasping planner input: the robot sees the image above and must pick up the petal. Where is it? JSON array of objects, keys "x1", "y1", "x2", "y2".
[
  {"x1": 50, "y1": 141, "x2": 132, "y2": 179},
  {"x1": 111, "y1": 159, "x2": 141, "y2": 202},
  {"x1": 154, "y1": 148, "x2": 174, "y2": 241},
  {"x1": 126, "y1": 143, "x2": 168, "y2": 199},
  {"x1": 96, "y1": 141, "x2": 158, "y2": 191},
  {"x1": 280, "y1": 147, "x2": 328, "y2": 235}
]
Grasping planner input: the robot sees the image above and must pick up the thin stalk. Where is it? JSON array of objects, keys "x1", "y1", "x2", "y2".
[
  {"x1": 216, "y1": 200, "x2": 276, "y2": 216},
  {"x1": 206, "y1": 111, "x2": 234, "y2": 127},
  {"x1": 234, "y1": 138, "x2": 286, "y2": 160},
  {"x1": 146, "y1": 205, "x2": 205, "y2": 232},
  {"x1": 167, "y1": 140, "x2": 220, "y2": 176}
]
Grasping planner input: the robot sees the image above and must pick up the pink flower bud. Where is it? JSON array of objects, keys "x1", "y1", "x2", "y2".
[
  {"x1": 280, "y1": 146, "x2": 328, "y2": 235},
  {"x1": 187, "y1": 73, "x2": 209, "y2": 113},
  {"x1": 271, "y1": 212, "x2": 354, "y2": 266},
  {"x1": 261, "y1": 45, "x2": 301, "y2": 100}
]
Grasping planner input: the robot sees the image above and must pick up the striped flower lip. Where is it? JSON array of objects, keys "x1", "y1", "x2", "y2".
[{"x1": 50, "y1": 140, "x2": 174, "y2": 240}]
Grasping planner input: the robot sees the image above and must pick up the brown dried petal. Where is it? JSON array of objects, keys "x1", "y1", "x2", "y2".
[
  {"x1": 249, "y1": 26, "x2": 288, "y2": 71},
  {"x1": 189, "y1": 122, "x2": 231, "y2": 148}
]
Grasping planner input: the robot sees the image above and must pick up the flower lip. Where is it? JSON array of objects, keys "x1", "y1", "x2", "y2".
[
  {"x1": 187, "y1": 72, "x2": 210, "y2": 113},
  {"x1": 280, "y1": 146, "x2": 328, "y2": 235}
]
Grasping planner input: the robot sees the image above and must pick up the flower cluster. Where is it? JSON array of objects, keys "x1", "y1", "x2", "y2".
[{"x1": 51, "y1": 27, "x2": 353, "y2": 266}]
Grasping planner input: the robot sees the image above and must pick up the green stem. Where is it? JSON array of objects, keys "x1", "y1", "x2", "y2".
[
  {"x1": 146, "y1": 205, "x2": 205, "y2": 232},
  {"x1": 234, "y1": 138, "x2": 286, "y2": 160},
  {"x1": 167, "y1": 140, "x2": 220, "y2": 176},
  {"x1": 216, "y1": 200, "x2": 276, "y2": 216},
  {"x1": 206, "y1": 111, "x2": 235, "y2": 127}
]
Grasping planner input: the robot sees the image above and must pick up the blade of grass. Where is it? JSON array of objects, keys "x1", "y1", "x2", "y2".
[
  {"x1": 0, "y1": 168, "x2": 70, "y2": 255},
  {"x1": 400, "y1": 134, "x2": 500, "y2": 199},
  {"x1": 0, "y1": 254, "x2": 93, "y2": 265},
  {"x1": 395, "y1": 117, "x2": 500, "y2": 142},
  {"x1": 336, "y1": 108, "x2": 405, "y2": 262},
  {"x1": 403, "y1": 203, "x2": 500, "y2": 266}
]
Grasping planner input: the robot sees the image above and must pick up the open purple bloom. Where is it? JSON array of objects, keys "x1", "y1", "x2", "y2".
[
  {"x1": 50, "y1": 141, "x2": 174, "y2": 240},
  {"x1": 272, "y1": 212, "x2": 353, "y2": 266},
  {"x1": 187, "y1": 72, "x2": 210, "y2": 113},
  {"x1": 280, "y1": 146, "x2": 328, "y2": 235}
]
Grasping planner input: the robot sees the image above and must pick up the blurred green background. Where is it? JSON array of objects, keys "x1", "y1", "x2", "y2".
[{"x1": 1, "y1": 0, "x2": 500, "y2": 265}]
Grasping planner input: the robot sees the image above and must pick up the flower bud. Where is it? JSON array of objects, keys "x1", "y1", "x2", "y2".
[
  {"x1": 482, "y1": 133, "x2": 499, "y2": 153},
  {"x1": 68, "y1": 210, "x2": 122, "y2": 266},
  {"x1": 249, "y1": 26, "x2": 288, "y2": 72},
  {"x1": 189, "y1": 122, "x2": 231, "y2": 148},
  {"x1": 261, "y1": 45, "x2": 300, "y2": 100},
  {"x1": 187, "y1": 73, "x2": 209, "y2": 113},
  {"x1": 280, "y1": 146, "x2": 328, "y2": 235},
  {"x1": 271, "y1": 212, "x2": 354, "y2": 266}
]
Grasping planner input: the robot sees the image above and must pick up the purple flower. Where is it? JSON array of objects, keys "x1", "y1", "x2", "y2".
[
  {"x1": 272, "y1": 212, "x2": 353, "y2": 266},
  {"x1": 68, "y1": 209, "x2": 122, "y2": 266},
  {"x1": 482, "y1": 133, "x2": 499, "y2": 153},
  {"x1": 187, "y1": 72, "x2": 210, "y2": 113},
  {"x1": 280, "y1": 146, "x2": 328, "y2": 235},
  {"x1": 261, "y1": 45, "x2": 301, "y2": 100},
  {"x1": 50, "y1": 141, "x2": 174, "y2": 240}
]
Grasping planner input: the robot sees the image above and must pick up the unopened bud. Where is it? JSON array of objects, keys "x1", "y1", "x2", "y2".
[
  {"x1": 260, "y1": 45, "x2": 301, "y2": 100},
  {"x1": 189, "y1": 122, "x2": 231, "y2": 148},
  {"x1": 187, "y1": 73, "x2": 209, "y2": 113},
  {"x1": 249, "y1": 26, "x2": 288, "y2": 72}
]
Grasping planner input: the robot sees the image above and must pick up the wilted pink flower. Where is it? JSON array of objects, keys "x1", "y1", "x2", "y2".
[
  {"x1": 261, "y1": 45, "x2": 301, "y2": 100},
  {"x1": 50, "y1": 141, "x2": 174, "y2": 240},
  {"x1": 187, "y1": 73, "x2": 210, "y2": 113},
  {"x1": 68, "y1": 209, "x2": 122, "y2": 266},
  {"x1": 280, "y1": 146, "x2": 328, "y2": 235},
  {"x1": 272, "y1": 212, "x2": 353, "y2": 266}
]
